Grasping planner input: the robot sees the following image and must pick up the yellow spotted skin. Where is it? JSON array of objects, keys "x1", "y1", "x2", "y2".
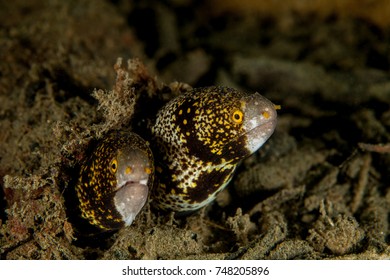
[
  {"x1": 151, "y1": 86, "x2": 277, "y2": 212},
  {"x1": 76, "y1": 131, "x2": 154, "y2": 230}
]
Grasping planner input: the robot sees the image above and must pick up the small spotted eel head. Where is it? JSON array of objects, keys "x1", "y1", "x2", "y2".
[
  {"x1": 112, "y1": 144, "x2": 154, "y2": 226},
  {"x1": 155, "y1": 86, "x2": 277, "y2": 164},
  {"x1": 76, "y1": 131, "x2": 154, "y2": 230}
]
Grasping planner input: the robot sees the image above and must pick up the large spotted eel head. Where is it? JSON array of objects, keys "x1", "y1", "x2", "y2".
[{"x1": 155, "y1": 86, "x2": 277, "y2": 164}]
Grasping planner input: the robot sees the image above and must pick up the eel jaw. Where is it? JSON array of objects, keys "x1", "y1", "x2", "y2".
[
  {"x1": 244, "y1": 115, "x2": 277, "y2": 153},
  {"x1": 242, "y1": 94, "x2": 278, "y2": 153},
  {"x1": 113, "y1": 180, "x2": 149, "y2": 226}
]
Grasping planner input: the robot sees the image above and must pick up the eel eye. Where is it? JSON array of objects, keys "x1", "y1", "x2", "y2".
[
  {"x1": 145, "y1": 167, "x2": 152, "y2": 175},
  {"x1": 110, "y1": 159, "x2": 118, "y2": 174},
  {"x1": 231, "y1": 109, "x2": 244, "y2": 124}
]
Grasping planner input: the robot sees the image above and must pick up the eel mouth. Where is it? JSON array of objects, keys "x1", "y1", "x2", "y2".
[
  {"x1": 113, "y1": 181, "x2": 149, "y2": 226},
  {"x1": 241, "y1": 100, "x2": 278, "y2": 153},
  {"x1": 223, "y1": 93, "x2": 278, "y2": 154},
  {"x1": 246, "y1": 115, "x2": 277, "y2": 137},
  {"x1": 225, "y1": 110, "x2": 277, "y2": 155}
]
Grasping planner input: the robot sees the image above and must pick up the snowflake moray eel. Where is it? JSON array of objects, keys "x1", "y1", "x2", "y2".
[
  {"x1": 75, "y1": 131, "x2": 154, "y2": 230},
  {"x1": 150, "y1": 86, "x2": 277, "y2": 212}
]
